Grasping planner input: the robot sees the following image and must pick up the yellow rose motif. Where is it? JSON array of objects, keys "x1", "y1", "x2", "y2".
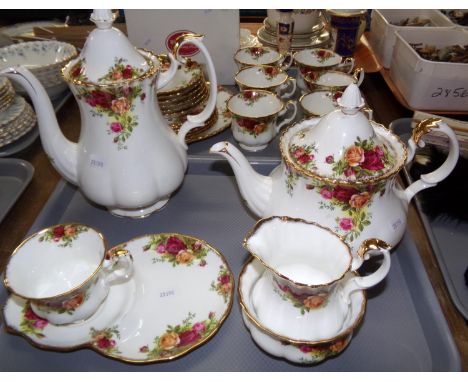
[
  {"x1": 111, "y1": 97, "x2": 130, "y2": 115},
  {"x1": 303, "y1": 295, "x2": 327, "y2": 309},
  {"x1": 329, "y1": 338, "x2": 346, "y2": 353},
  {"x1": 159, "y1": 332, "x2": 180, "y2": 350},
  {"x1": 345, "y1": 146, "x2": 365, "y2": 167},
  {"x1": 64, "y1": 225, "x2": 76, "y2": 236},
  {"x1": 349, "y1": 191, "x2": 370, "y2": 209},
  {"x1": 175, "y1": 250, "x2": 194, "y2": 264}
]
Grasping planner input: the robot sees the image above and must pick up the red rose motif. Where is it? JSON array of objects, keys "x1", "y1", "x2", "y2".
[
  {"x1": 237, "y1": 118, "x2": 256, "y2": 131},
  {"x1": 192, "y1": 322, "x2": 206, "y2": 334},
  {"x1": 139, "y1": 345, "x2": 149, "y2": 353},
  {"x1": 192, "y1": 241, "x2": 202, "y2": 251},
  {"x1": 140, "y1": 93, "x2": 146, "y2": 101},
  {"x1": 361, "y1": 149, "x2": 385, "y2": 171},
  {"x1": 71, "y1": 65, "x2": 82, "y2": 78},
  {"x1": 96, "y1": 337, "x2": 115, "y2": 349},
  {"x1": 53, "y1": 226, "x2": 65, "y2": 238},
  {"x1": 297, "y1": 154, "x2": 314, "y2": 164},
  {"x1": 110, "y1": 122, "x2": 123, "y2": 133},
  {"x1": 339, "y1": 218, "x2": 353, "y2": 231},
  {"x1": 332, "y1": 186, "x2": 358, "y2": 203},
  {"x1": 243, "y1": 91, "x2": 254, "y2": 99},
  {"x1": 320, "y1": 188, "x2": 333, "y2": 199},
  {"x1": 344, "y1": 167, "x2": 356, "y2": 177},
  {"x1": 299, "y1": 344, "x2": 314, "y2": 353},
  {"x1": 325, "y1": 155, "x2": 334, "y2": 164},
  {"x1": 122, "y1": 65, "x2": 133, "y2": 79},
  {"x1": 178, "y1": 330, "x2": 200, "y2": 346},
  {"x1": 218, "y1": 274, "x2": 231, "y2": 285},
  {"x1": 375, "y1": 145, "x2": 384, "y2": 157},
  {"x1": 165, "y1": 236, "x2": 187, "y2": 255},
  {"x1": 208, "y1": 312, "x2": 215, "y2": 319},
  {"x1": 85, "y1": 90, "x2": 113, "y2": 109},
  {"x1": 33, "y1": 319, "x2": 48, "y2": 329},
  {"x1": 25, "y1": 307, "x2": 41, "y2": 321}
]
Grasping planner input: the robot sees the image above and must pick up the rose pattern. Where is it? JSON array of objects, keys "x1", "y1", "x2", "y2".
[
  {"x1": 69, "y1": 59, "x2": 89, "y2": 82},
  {"x1": 329, "y1": 137, "x2": 395, "y2": 181},
  {"x1": 35, "y1": 291, "x2": 89, "y2": 316},
  {"x1": 289, "y1": 336, "x2": 350, "y2": 363},
  {"x1": 262, "y1": 66, "x2": 280, "y2": 80},
  {"x1": 74, "y1": 57, "x2": 146, "y2": 150},
  {"x1": 143, "y1": 234, "x2": 209, "y2": 267},
  {"x1": 38, "y1": 224, "x2": 88, "y2": 248},
  {"x1": 19, "y1": 303, "x2": 48, "y2": 339},
  {"x1": 313, "y1": 49, "x2": 334, "y2": 64},
  {"x1": 90, "y1": 326, "x2": 121, "y2": 354},
  {"x1": 235, "y1": 117, "x2": 268, "y2": 137},
  {"x1": 289, "y1": 143, "x2": 318, "y2": 171},
  {"x1": 239, "y1": 90, "x2": 267, "y2": 106},
  {"x1": 248, "y1": 47, "x2": 267, "y2": 60},
  {"x1": 143, "y1": 312, "x2": 218, "y2": 360},
  {"x1": 274, "y1": 281, "x2": 328, "y2": 314},
  {"x1": 210, "y1": 265, "x2": 233, "y2": 303}
]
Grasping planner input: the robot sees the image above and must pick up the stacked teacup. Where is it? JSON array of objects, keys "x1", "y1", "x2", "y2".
[
  {"x1": 0, "y1": 77, "x2": 37, "y2": 149},
  {"x1": 156, "y1": 55, "x2": 218, "y2": 141},
  {"x1": 238, "y1": 216, "x2": 391, "y2": 364}
]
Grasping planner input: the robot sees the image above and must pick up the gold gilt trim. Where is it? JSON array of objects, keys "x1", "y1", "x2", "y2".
[
  {"x1": 279, "y1": 118, "x2": 409, "y2": 187},
  {"x1": 3, "y1": 223, "x2": 108, "y2": 302},
  {"x1": 412, "y1": 118, "x2": 442, "y2": 146},
  {"x1": 234, "y1": 65, "x2": 290, "y2": 90},
  {"x1": 356, "y1": 238, "x2": 392, "y2": 260},
  {"x1": 61, "y1": 48, "x2": 159, "y2": 88},
  {"x1": 227, "y1": 89, "x2": 284, "y2": 121},
  {"x1": 233, "y1": 47, "x2": 284, "y2": 67},
  {"x1": 171, "y1": 33, "x2": 204, "y2": 58},
  {"x1": 238, "y1": 257, "x2": 367, "y2": 345},
  {"x1": 2, "y1": 232, "x2": 234, "y2": 365},
  {"x1": 243, "y1": 216, "x2": 353, "y2": 289}
]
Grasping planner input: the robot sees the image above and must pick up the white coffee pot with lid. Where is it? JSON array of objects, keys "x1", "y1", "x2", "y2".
[
  {"x1": 0, "y1": 9, "x2": 217, "y2": 217},
  {"x1": 210, "y1": 83, "x2": 460, "y2": 252}
]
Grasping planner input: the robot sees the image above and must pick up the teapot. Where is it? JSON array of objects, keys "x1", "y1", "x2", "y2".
[
  {"x1": 210, "y1": 84, "x2": 460, "y2": 252},
  {"x1": 0, "y1": 9, "x2": 217, "y2": 217}
]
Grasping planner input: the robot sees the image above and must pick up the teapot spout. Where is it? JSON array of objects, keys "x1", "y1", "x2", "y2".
[
  {"x1": 1, "y1": 67, "x2": 78, "y2": 184},
  {"x1": 210, "y1": 141, "x2": 272, "y2": 217}
]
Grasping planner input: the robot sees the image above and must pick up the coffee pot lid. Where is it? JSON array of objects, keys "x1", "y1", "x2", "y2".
[
  {"x1": 65, "y1": 9, "x2": 153, "y2": 84},
  {"x1": 285, "y1": 83, "x2": 398, "y2": 183}
]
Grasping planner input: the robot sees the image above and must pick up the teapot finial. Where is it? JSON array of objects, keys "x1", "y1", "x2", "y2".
[
  {"x1": 337, "y1": 83, "x2": 365, "y2": 115},
  {"x1": 90, "y1": 9, "x2": 115, "y2": 29}
]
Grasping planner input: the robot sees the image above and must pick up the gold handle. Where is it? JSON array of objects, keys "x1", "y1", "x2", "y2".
[
  {"x1": 411, "y1": 118, "x2": 442, "y2": 146},
  {"x1": 356, "y1": 238, "x2": 391, "y2": 260},
  {"x1": 171, "y1": 33, "x2": 204, "y2": 58},
  {"x1": 352, "y1": 67, "x2": 364, "y2": 83}
]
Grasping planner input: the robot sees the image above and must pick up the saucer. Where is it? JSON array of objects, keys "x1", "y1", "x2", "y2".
[
  {"x1": 257, "y1": 26, "x2": 330, "y2": 51},
  {"x1": 3, "y1": 233, "x2": 234, "y2": 363},
  {"x1": 238, "y1": 258, "x2": 366, "y2": 364}
]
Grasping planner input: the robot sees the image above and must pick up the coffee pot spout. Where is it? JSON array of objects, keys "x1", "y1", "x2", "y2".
[
  {"x1": 0, "y1": 67, "x2": 78, "y2": 184},
  {"x1": 210, "y1": 141, "x2": 272, "y2": 217}
]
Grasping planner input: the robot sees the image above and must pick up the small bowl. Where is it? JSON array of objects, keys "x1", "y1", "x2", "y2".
[
  {"x1": 0, "y1": 41, "x2": 77, "y2": 99},
  {"x1": 238, "y1": 257, "x2": 366, "y2": 364}
]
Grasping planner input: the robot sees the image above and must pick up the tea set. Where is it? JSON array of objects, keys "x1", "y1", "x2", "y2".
[{"x1": 0, "y1": 9, "x2": 461, "y2": 366}]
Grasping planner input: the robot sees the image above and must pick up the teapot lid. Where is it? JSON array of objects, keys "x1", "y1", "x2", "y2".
[
  {"x1": 283, "y1": 84, "x2": 400, "y2": 184},
  {"x1": 64, "y1": 9, "x2": 155, "y2": 84}
]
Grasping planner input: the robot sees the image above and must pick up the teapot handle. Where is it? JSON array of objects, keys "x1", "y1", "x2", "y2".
[
  {"x1": 172, "y1": 34, "x2": 218, "y2": 149},
  {"x1": 403, "y1": 118, "x2": 459, "y2": 203},
  {"x1": 341, "y1": 239, "x2": 391, "y2": 305}
]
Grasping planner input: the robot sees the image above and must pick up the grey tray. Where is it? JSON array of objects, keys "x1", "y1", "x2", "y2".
[
  {"x1": 390, "y1": 117, "x2": 468, "y2": 321},
  {"x1": 0, "y1": 158, "x2": 34, "y2": 225},
  {"x1": 0, "y1": 158, "x2": 461, "y2": 371}
]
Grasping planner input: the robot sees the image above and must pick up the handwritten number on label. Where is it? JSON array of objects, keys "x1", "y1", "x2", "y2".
[{"x1": 431, "y1": 88, "x2": 468, "y2": 98}]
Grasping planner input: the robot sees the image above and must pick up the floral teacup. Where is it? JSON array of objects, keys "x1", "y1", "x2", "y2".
[
  {"x1": 244, "y1": 216, "x2": 391, "y2": 341},
  {"x1": 235, "y1": 65, "x2": 296, "y2": 100},
  {"x1": 303, "y1": 67, "x2": 364, "y2": 92},
  {"x1": 294, "y1": 48, "x2": 355, "y2": 75},
  {"x1": 234, "y1": 46, "x2": 292, "y2": 70},
  {"x1": 227, "y1": 90, "x2": 297, "y2": 151},
  {"x1": 3, "y1": 223, "x2": 133, "y2": 325}
]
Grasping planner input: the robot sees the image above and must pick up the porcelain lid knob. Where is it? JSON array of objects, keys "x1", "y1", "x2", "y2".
[
  {"x1": 337, "y1": 83, "x2": 365, "y2": 115},
  {"x1": 90, "y1": 9, "x2": 115, "y2": 29}
]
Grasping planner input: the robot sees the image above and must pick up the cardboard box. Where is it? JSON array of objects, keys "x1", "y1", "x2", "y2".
[{"x1": 125, "y1": 9, "x2": 240, "y2": 85}]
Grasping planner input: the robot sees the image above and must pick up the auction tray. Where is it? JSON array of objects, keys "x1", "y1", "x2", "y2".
[
  {"x1": 390, "y1": 117, "x2": 468, "y2": 320},
  {"x1": 0, "y1": 158, "x2": 461, "y2": 371}
]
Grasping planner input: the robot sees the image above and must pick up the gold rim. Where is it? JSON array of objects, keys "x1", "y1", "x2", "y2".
[
  {"x1": 293, "y1": 49, "x2": 342, "y2": 70},
  {"x1": 298, "y1": 90, "x2": 336, "y2": 117},
  {"x1": 3, "y1": 223, "x2": 108, "y2": 301},
  {"x1": 227, "y1": 89, "x2": 284, "y2": 120},
  {"x1": 243, "y1": 216, "x2": 352, "y2": 289},
  {"x1": 279, "y1": 118, "x2": 409, "y2": 186},
  {"x1": 159, "y1": 85, "x2": 209, "y2": 113},
  {"x1": 238, "y1": 256, "x2": 367, "y2": 345},
  {"x1": 62, "y1": 48, "x2": 159, "y2": 88},
  {"x1": 303, "y1": 69, "x2": 355, "y2": 88},
  {"x1": 234, "y1": 47, "x2": 283, "y2": 67},
  {"x1": 235, "y1": 65, "x2": 289, "y2": 90},
  {"x1": 158, "y1": 78, "x2": 206, "y2": 103}
]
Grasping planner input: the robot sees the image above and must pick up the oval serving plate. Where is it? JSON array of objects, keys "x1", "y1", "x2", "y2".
[{"x1": 3, "y1": 233, "x2": 234, "y2": 364}]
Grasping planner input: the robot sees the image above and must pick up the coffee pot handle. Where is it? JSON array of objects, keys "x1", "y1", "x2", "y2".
[
  {"x1": 103, "y1": 248, "x2": 134, "y2": 284},
  {"x1": 341, "y1": 239, "x2": 391, "y2": 305},
  {"x1": 402, "y1": 118, "x2": 459, "y2": 203},
  {"x1": 172, "y1": 34, "x2": 218, "y2": 149}
]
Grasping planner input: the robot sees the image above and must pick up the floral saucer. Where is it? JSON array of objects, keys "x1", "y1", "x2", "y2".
[{"x1": 3, "y1": 233, "x2": 234, "y2": 363}]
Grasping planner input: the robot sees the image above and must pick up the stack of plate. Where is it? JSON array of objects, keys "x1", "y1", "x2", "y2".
[
  {"x1": 0, "y1": 94, "x2": 36, "y2": 149},
  {"x1": 0, "y1": 78, "x2": 15, "y2": 113},
  {"x1": 157, "y1": 56, "x2": 218, "y2": 140},
  {"x1": 257, "y1": 19, "x2": 331, "y2": 51}
]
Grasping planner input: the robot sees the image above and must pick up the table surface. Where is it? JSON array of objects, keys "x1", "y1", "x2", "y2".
[{"x1": 0, "y1": 24, "x2": 467, "y2": 371}]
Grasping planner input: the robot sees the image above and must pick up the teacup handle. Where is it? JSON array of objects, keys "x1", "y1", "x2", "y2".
[
  {"x1": 275, "y1": 100, "x2": 297, "y2": 133},
  {"x1": 336, "y1": 57, "x2": 355, "y2": 74},
  {"x1": 279, "y1": 52, "x2": 293, "y2": 71},
  {"x1": 278, "y1": 77, "x2": 296, "y2": 99},
  {"x1": 340, "y1": 239, "x2": 391, "y2": 305},
  {"x1": 402, "y1": 118, "x2": 459, "y2": 203},
  {"x1": 352, "y1": 67, "x2": 365, "y2": 87},
  {"x1": 103, "y1": 248, "x2": 134, "y2": 284}
]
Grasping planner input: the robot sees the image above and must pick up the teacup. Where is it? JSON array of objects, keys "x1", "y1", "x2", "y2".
[
  {"x1": 235, "y1": 65, "x2": 296, "y2": 99},
  {"x1": 303, "y1": 67, "x2": 364, "y2": 92},
  {"x1": 227, "y1": 90, "x2": 297, "y2": 152},
  {"x1": 244, "y1": 216, "x2": 391, "y2": 341},
  {"x1": 294, "y1": 48, "x2": 355, "y2": 76},
  {"x1": 3, "y1": 223, "x2": 133, "y2": 325},
  {"x1": 300, "y1": 90, "x2": 373, "y2": 118},
  {"x1": 234, "y1": 46, "x2": 292, "y2": 70}
]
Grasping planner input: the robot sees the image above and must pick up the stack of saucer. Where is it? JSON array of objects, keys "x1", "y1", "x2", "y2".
[
  {"x1": 157, "y1": 56, "x2": 218, "y2": 140},
  {"x1": 0, "y1": 78, "x2": 37, "y2": 149}
]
